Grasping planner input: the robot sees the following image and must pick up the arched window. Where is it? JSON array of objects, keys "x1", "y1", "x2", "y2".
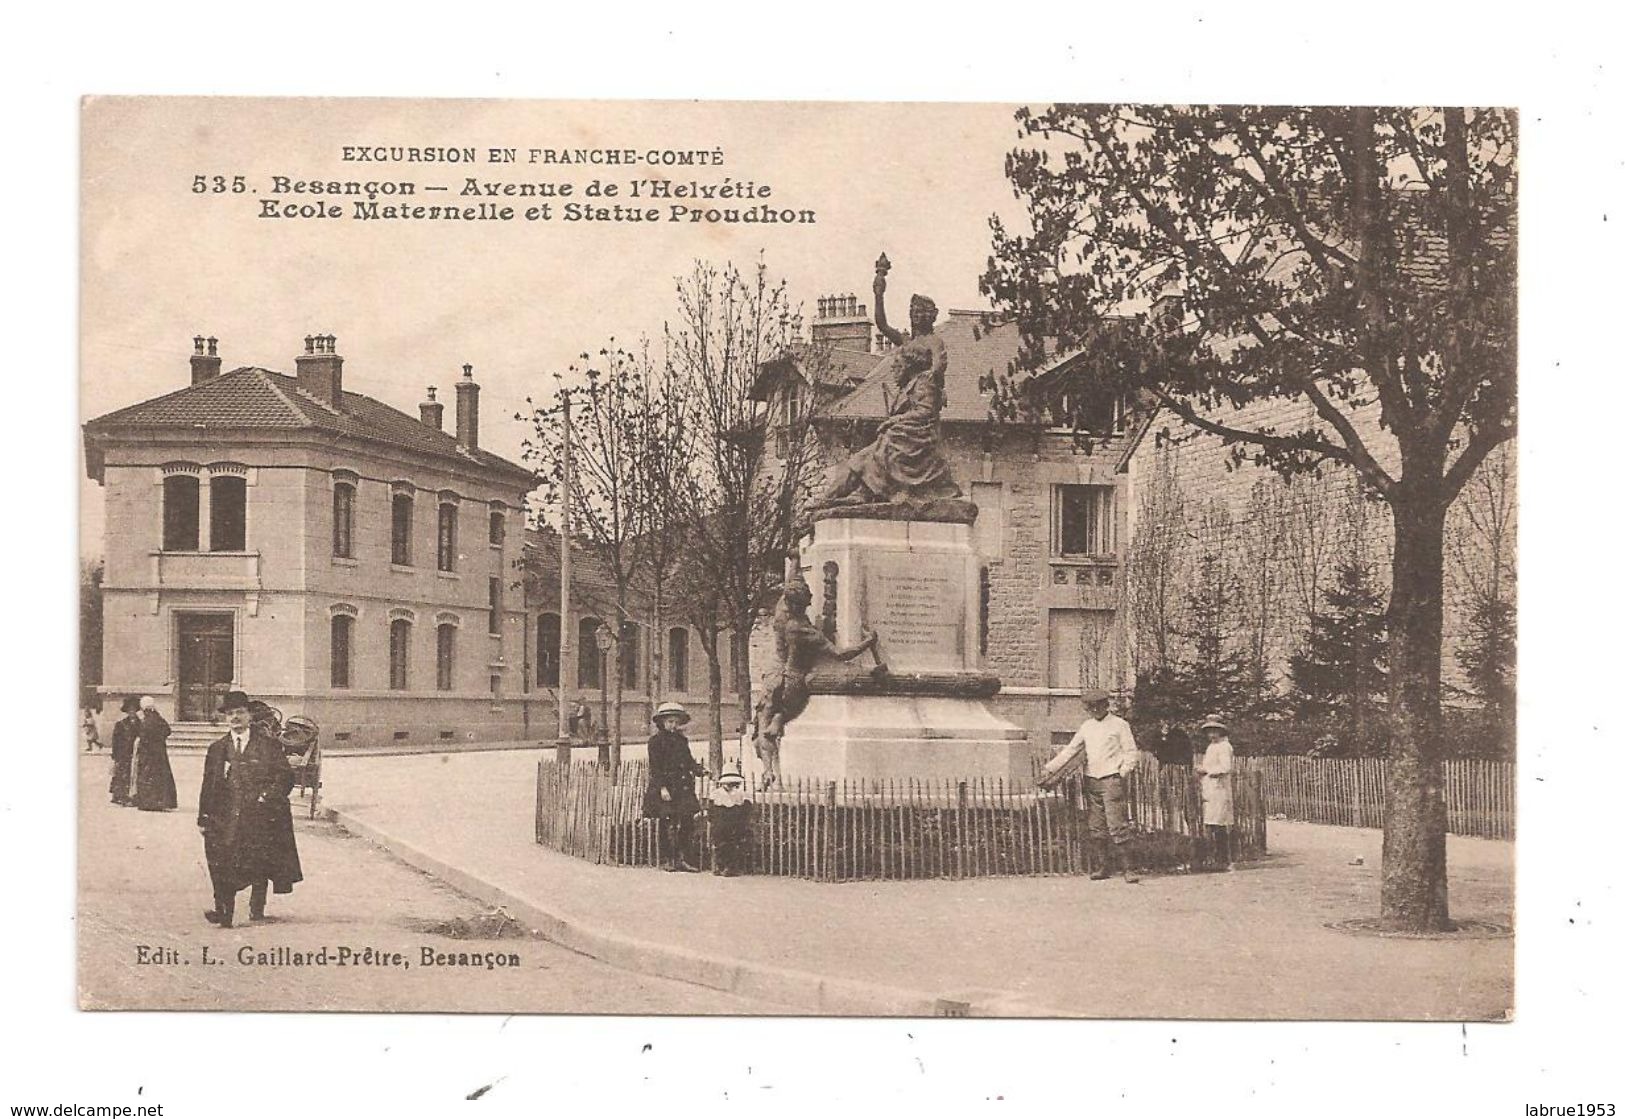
[
  {"x1": 162, "y1": 474, "x2": 200, "y2": 551},
  {"x1": 489, "y1": 509, "x2": 506, "y2": 546},
  {"x1": 389, "y1": 619, "x2": 411, "y2": 690},
  {"x1": 578, "y1": 617, "x2": 602, "y2": 690},
  {"x1": 437, "y1": 503, "x2": 458, "y2": 572},
  {"x1": 330, "y1": 615, "x2": 353, "y2": 688},
  {"x1": 332, "y1": 481, "x2": 355, "y2": 558},
  {"x1": 537, "y1": 613, "x2": 560, "y2": 687},
  {"x1": 209, "y1": 475, "x2": 247, "y2": 552},
  {"x1": 436, "y1": 623, "x2": 456, "y2": 691},
  {"x1": 667, "y1": 627, "x2": 689, "y2": 693},
  {"x1": 620, "y1": 620, "x2": 640, "y2": 689},
  {"x1": 391, "y1": 493, "x2": 414, "y2": 566}
]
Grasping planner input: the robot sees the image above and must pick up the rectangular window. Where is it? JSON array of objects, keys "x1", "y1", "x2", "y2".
[
  {"x1": 490, "y1": 674, "x2": 501, "y2": 697},
  {"x1": 436, "y1": 624, "x2": 455, "y2": 691},
  {"x1": 488, "y1": 577, "x2": 502, "y2": 635},
  {"x1": 391, "y1": 495, "x2": 413, "y2": 566},
  {"x1": 1047, "y1": 608, "x2": 1118, "y2": 690},
  {"x1": 332, "y1": 484, "x2": 354, "y2": 558},
  {"x1": 330, "y1": 615, "x2": 352, "y2": 688},
  {"x1": 438, "y1": 504, "x2": 457, "y2": 572},
  {"x1": 1053, "y1": 484, "x2": 1116, "y2": 556},
  {"x1": 162, "y1": 474, "x2": 200, "y2": 552},
  {"x1": 209, "y1": 475, "x2": 247, "y2": 552},
  {"x1": 489, "y1": 510, "x2": 505, "y2": 546}
]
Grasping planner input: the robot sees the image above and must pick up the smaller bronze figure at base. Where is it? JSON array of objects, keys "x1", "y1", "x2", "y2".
[
  {"x1": 752, "y1": 578, "x2": 880, "y2": 786},
  {"x1": 818, "y1": 254, "x2": 962, "y2": 509}
]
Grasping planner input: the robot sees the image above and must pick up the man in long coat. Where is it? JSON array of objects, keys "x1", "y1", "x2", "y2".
[
  {"x1": 197, "y1": 690, "x2": 303, "y2": 928},
  {"x1": 108, "y1": 696, "x2": 141, "y2": 805}
]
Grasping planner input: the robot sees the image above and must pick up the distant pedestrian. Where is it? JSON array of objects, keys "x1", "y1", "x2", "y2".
[
  {"x1": 198, "y1": 690, "x2": 303, "y2": 928},
  {"x1": 108, "y1": 696, "x2": 141, "y2": 805},
  {"x1": 706, "y1": 762, "x2": 753, "y2": 877},
  {"x1": 1196, "y1": 714, "x2": 1236, "y2": 871},
  {"x1": 1038, "y1": 688, "x2": 1142, "y2": 882},
  {"x1": 82, "y1": 707, "x2": 102, "y2": 753},
  {"x1": 132, "y1": 696, "x2": 178, "y2": 812},
  {"x1": 643, "y1": 701, "x2": 704, "y2": 873}
]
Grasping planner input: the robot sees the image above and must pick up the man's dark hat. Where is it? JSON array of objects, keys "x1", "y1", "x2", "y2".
[
  {"x1": 219, "y1": 690, "x2": 252, "y2": 712},
  {"x1": 120, "y1": 696, "x2": 141, "y2": 714}
]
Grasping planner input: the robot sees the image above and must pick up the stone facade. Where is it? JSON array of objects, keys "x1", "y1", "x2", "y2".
[{"x1": 86, "y1": 339, "x2": 532, "y2": 747}]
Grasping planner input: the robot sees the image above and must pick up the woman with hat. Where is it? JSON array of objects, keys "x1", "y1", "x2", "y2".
[
  {"x1": 1196, "y1": 714, "x2": 1236, "y2": 871},
  {"x1": 108, "y1": 696, "x2": 142, "y2": 805},
  {"x1": 643, "y1": 701, "x2": 705, "y2": 872},
  {"x1": 132, "y1": 696, "x2": 178, "y2": 811}
]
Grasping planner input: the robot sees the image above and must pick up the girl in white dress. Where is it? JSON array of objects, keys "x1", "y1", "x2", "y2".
[{"x1": 1196, "y1": 715, "x2": 1236, "y2": 871}]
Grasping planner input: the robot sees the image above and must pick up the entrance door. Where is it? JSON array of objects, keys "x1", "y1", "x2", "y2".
[{"x1": 177, "y1": 613, "x2": 234, "y2": 722}]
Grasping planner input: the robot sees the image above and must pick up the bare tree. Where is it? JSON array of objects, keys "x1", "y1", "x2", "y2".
[
  {"x1": 666, "y1": 257, "x2": 826, "y2": 771},
  {"x1": 521, "y1": 344, "x2": 659, "y2": 769},
  {"x1": 1238, "y1": 477, "x2": 1290, "y2": 708},
  {"x1": 1127, "y1": 446, "x2": 1188, "y2": 681}
]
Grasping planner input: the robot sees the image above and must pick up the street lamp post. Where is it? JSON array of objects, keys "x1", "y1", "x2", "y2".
[{"x1": 595, "y1": 624, "x2": 613, "y2": 769}]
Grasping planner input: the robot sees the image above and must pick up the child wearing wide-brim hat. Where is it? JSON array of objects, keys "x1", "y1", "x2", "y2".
[
  {"x1": 1196, "y1": 714, "x2": 1236, "y2": 870},
  {"x1": 644, "y1": 701, "x2": 703, "y2": 871},
  {"x1": 707, "y1": 761, "x2": 753, "y2": 877}
]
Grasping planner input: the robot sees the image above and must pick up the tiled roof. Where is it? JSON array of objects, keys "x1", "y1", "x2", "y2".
[{"x1": 84, "y1": 367, "x2": 532, "y2": 482}]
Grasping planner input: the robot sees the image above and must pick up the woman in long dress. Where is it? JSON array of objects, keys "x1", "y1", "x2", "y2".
[
  {"x1": 108, "y1": 696, "x2": 141, "y2": 805},
  {"x1": 132, "y1": 696, "x2": 178, "y2": 811},
  {"x1": 818, "y1": 257, "x2": 961, "y2": 506}
]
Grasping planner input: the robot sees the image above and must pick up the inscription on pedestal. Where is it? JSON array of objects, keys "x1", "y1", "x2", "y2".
[{"x1": 863, "y1": 560, "x2": 964, "y2": 672}]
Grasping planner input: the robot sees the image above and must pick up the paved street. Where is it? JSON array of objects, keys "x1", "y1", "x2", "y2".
[
  {"x1": 77, "y1": 754, "x2": 782, "y2": 1013},
  {"x1": 325, "y1": 749, "x2": 1515, "y2": 1020}
]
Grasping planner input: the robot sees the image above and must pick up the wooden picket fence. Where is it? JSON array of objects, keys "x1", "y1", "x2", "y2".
[
  {"x1": 1245, "y1": 755, "x2": 1514, "y2": 839},
  {"x1": 535, "y1": 758, "x2": 1265, "y2": 881}
]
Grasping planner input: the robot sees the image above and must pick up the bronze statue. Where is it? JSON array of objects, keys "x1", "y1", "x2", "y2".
[
  {"x1": 750, "y1": 577, "x2": 880, "y2": 787},
  {"x1": 818, "y1": 255, "x2": 962, "y2": 507}
]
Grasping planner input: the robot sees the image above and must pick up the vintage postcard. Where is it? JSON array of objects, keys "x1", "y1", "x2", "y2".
[{"x1": 78, "y1": 97, "x2": 1515, "y2": 1018}]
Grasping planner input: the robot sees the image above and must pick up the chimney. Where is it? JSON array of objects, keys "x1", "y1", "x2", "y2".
[
  {"x1": 189, "y1": 335, "x2": 221, "y2": 384},
  {"x1": 810, "y1": 292, "x2": 875, "y2": 352},
  {"x1": 419, "y1": 386, "x2": 444, "y2": 430},
  {"x1": 295, "y1": 333, "x2": 344, "y2": 408},
  {"x1": 455, "y1": 363, "x2": 480, "y2": 449}
]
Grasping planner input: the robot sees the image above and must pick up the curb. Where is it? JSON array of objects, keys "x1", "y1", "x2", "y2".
[{"x1": 324, "y1": 806, "x2": 1066, "y2": 1018}]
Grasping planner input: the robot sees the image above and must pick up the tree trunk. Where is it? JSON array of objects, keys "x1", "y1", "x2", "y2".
[
  {"x1": 1381, "y1": 492, "x2": 1453, "y2": 931},
  {"x1": 705, "y1": 629, "x2": 725, "y2": 775}
]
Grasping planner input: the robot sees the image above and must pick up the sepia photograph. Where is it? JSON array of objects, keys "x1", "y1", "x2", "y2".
[{"x1": 77, "y1": 96, "x2": 1518, "y2": 1022}]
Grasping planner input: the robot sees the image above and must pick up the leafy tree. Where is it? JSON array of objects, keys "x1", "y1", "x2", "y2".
[
  {"x1": 1457, "y1": 595, "x2": 1515, "y2": 733},
  {"x1": 1289, "y1": 560, "x2": 1390, "y2": 743},
  {"x1": 984, "y1": 105, "x2": 1515, "y2": 930}
]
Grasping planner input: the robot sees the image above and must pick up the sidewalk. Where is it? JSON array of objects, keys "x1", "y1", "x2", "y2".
[{"x1": 324, "y1": 750, "x2": 1514, "y2": 1019}]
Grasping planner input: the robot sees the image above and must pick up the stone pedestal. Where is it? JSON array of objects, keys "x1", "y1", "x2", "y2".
[{"x1": 777, "y1": 504, "x2": 1030, "y2": 787}]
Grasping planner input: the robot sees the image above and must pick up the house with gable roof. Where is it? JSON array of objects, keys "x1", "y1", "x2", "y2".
[{"x1": 82, "y1": 334, "x2": 538, "y2": 748}]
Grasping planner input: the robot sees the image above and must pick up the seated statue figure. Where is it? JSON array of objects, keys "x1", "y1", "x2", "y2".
[
  {"x1": 819, "y1": 255, "x2": 962, "y2": 507},
  {"x1": 750, "y1": 577, "x2": 880, "y2": 787}
]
